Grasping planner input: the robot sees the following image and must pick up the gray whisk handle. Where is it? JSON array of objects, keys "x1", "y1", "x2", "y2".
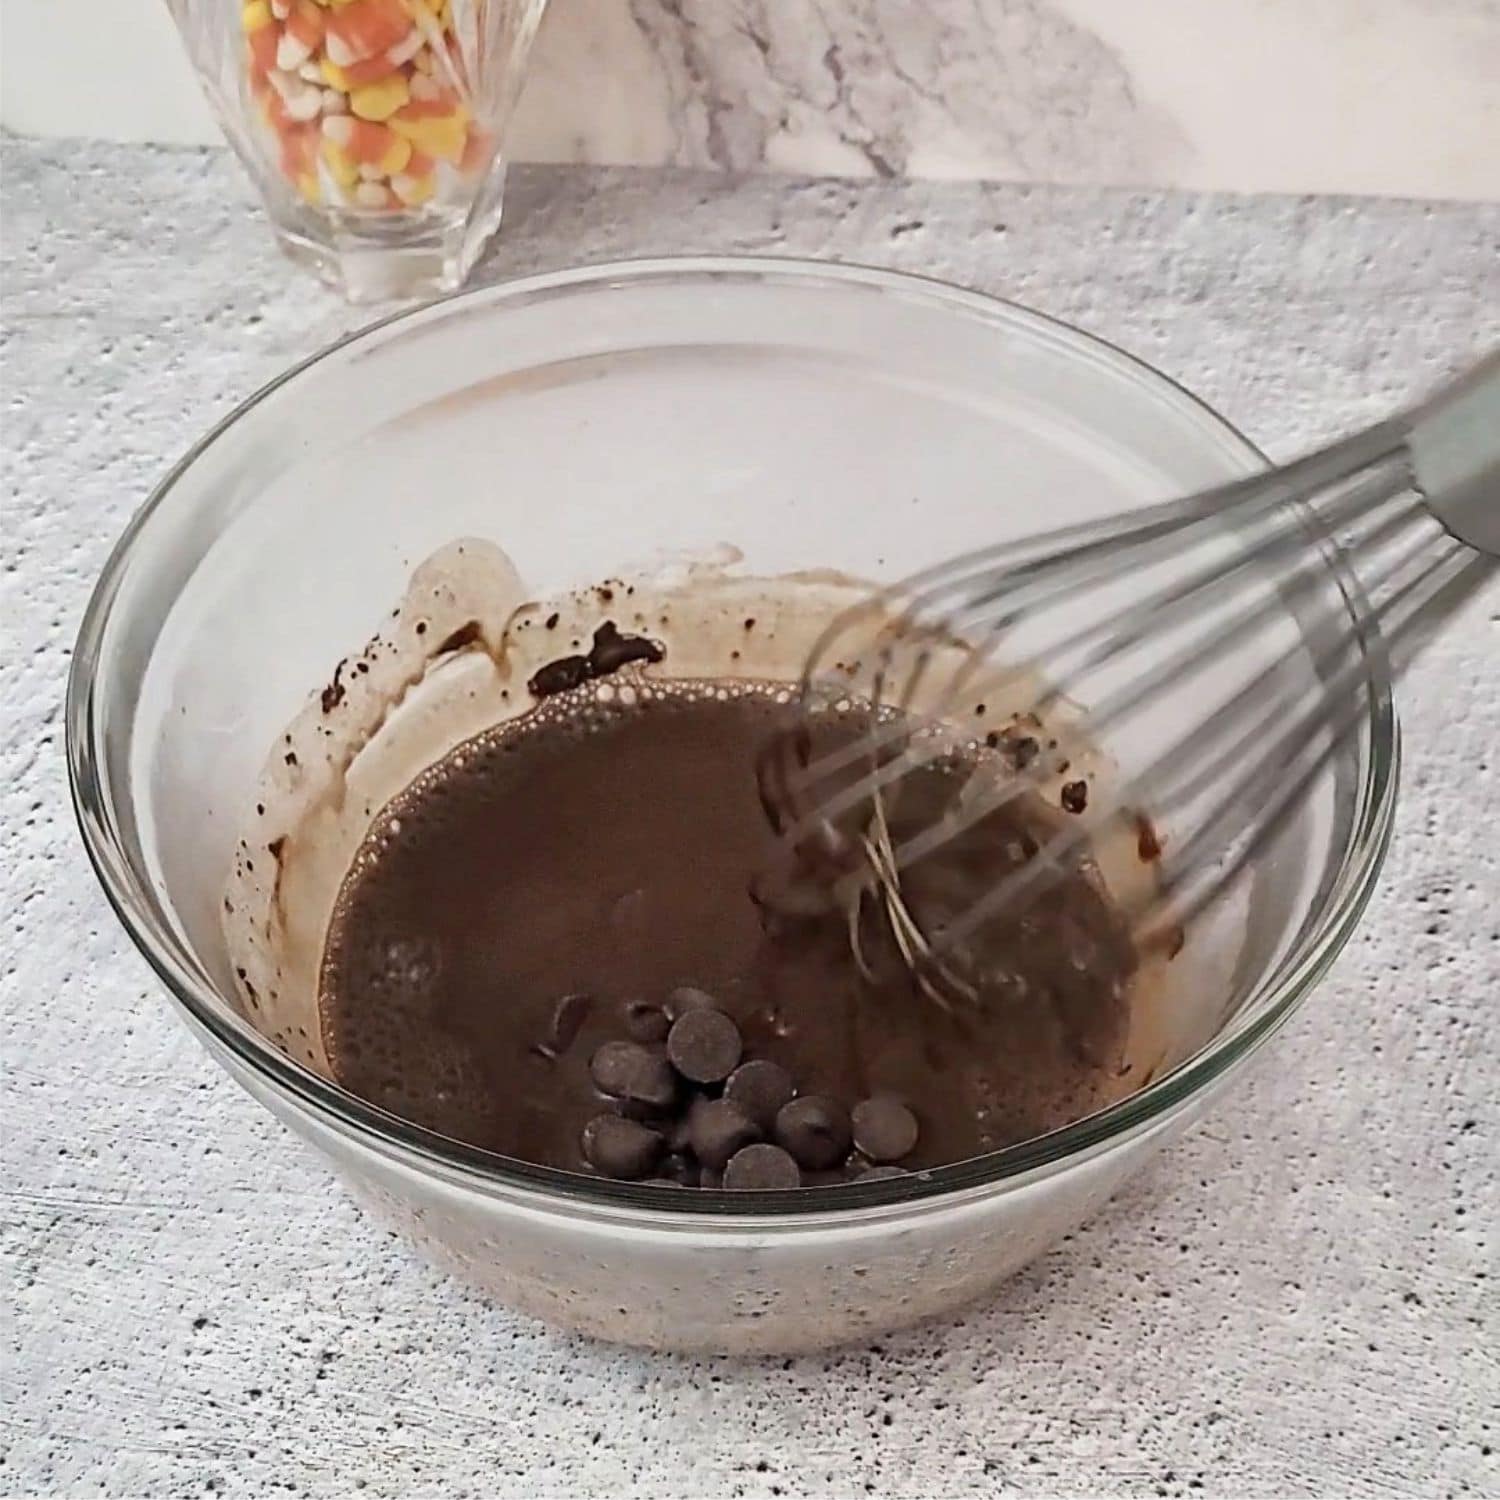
[{"x1": 1409, "y1": 350, "x2": 1500, "y2": 556}]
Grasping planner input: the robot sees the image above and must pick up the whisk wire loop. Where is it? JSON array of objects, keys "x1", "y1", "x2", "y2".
[{"x1": 765, "y1": 359, "x2": 1500, "y2": 1007}]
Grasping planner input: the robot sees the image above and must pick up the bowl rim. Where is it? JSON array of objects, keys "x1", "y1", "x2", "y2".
[{"x1": 67, "y1": 255, "x2": 1399, "y2": 1224}]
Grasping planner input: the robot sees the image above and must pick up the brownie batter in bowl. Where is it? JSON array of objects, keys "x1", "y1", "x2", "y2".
[
  {"x1": 223, "y1": 535, "x2": 1175, "y2": 1199},
  {"x1": 318, "y1": 674, "x2": 1140, "y2": 1186},
  {"x1": 76, "y1": 262, "x2": 1390, "y2": 1352}
]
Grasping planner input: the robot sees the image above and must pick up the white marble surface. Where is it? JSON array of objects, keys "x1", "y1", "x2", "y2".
[
  {"x1": 5, "y1": 0, "x2": 1500, "y2": 199},
  {"x1": 512, "y1": 0, "x2": 1500, "y2": 199},
  {"x1": 2, "y1": 138, "x2": 1499, "y2": 1497}
]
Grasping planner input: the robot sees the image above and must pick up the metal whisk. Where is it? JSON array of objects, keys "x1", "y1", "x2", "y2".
[{"x1": 763, "y1": 354, "x2": 1500, "y2": 1009}]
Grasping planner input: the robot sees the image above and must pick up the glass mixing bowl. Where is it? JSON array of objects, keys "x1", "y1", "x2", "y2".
[{"x1": 68, "y1": 259, "x2": 1396, "y2": 1354}]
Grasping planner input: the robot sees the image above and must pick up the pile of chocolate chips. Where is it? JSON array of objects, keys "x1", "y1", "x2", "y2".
[{"x1": 571, "y1": 987, "x2": 920, "y2": 1189}]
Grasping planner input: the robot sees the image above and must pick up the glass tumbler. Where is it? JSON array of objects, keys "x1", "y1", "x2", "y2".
[{"x1": 167, "y1": 0, "x2": 548, "y2": 301}]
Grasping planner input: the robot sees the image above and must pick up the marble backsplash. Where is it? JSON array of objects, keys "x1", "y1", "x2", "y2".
[
  {"x1": 509, "y1": 0, "x2": 1500, "y2": 198},
  {"x1": 3, "y1": 0, "x2": 1498, "y2": 200}
]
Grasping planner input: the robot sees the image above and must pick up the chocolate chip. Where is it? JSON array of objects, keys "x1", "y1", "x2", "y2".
[
  {"x1": 723, "y1": 1143, "x2": 801, "y2": 1189},
  {"x1": 667, "y1": 985, "x2": 719, "y2": 1017},
  {"x1": 621, "y1": 999, "x2": 670, "y2": 1044},
  {"x1": 856, "y1": 1164, "x2": 909, "y2": 1182},
  {"x1": 589, "y1": 1040, "x2": 642, "y2": 1094},
  {"x1": 686, "y1": 1097, "x2": 761, "y2": 1170},
  {"x1": 581, "y1": 1114, "x2": 662, "y2": 1180},
  {"x1": 1061, "y1": 779, "x2": 1089, "y2": 814},
  {"x1": 850, "y1": 1096, "x2": 919, "y2": 1163},
  {"x1": 667, "y1": 1006, "x2": 742, "y2": 1084},
  {"x1": 534, "y1": 992, "x2": 590, "y2": 1058},
  {"x1": 588, "y1": 1041, "x2": 677, "y2": 1113},
  {"x1": 774, "y1": 1095, "x2": 852, "y2": 1171},
  {"x1": 724, "y1": 1059, "x2": 796, "y2": 1130}
]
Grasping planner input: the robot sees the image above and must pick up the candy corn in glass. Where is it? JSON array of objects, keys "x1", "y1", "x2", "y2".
[{"x1": 167, "y1": 0, "x2": 548, "y2": 300}]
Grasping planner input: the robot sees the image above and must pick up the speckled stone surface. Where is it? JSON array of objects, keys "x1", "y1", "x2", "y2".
[{"x1": 2, "y1": 138, "x2": 1497, "y2": 1498}]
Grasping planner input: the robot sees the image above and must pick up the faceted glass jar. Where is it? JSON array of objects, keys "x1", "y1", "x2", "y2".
[{"x1": 166, "y1": 0, "x2": 548, "y2": 301}]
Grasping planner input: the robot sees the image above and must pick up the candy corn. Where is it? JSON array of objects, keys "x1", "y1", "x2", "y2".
[
  {"x1": 325, "y1": 0, "x2": 412, "y2": 67},
  {"x1": 241, "y1": 0, "x2": 487, "y2": 213},
  {"x1": 387, "y1": 97, "x2": 468, "y2": 163}
]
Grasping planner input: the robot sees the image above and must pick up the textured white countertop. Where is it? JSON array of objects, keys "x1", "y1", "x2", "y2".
[{"x1": 2, "y1": 139, "x2": 1497, "y2": 1499}]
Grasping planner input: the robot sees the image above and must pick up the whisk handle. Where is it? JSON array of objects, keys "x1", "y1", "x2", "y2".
[{"x1": 1408, "y1": 351, "x2": 1500, "y2": 556}]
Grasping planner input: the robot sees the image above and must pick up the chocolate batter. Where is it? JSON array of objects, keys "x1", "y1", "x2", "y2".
[{"x1": 319, "y1": 674, "x2": 1137, "y2": 1179}]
